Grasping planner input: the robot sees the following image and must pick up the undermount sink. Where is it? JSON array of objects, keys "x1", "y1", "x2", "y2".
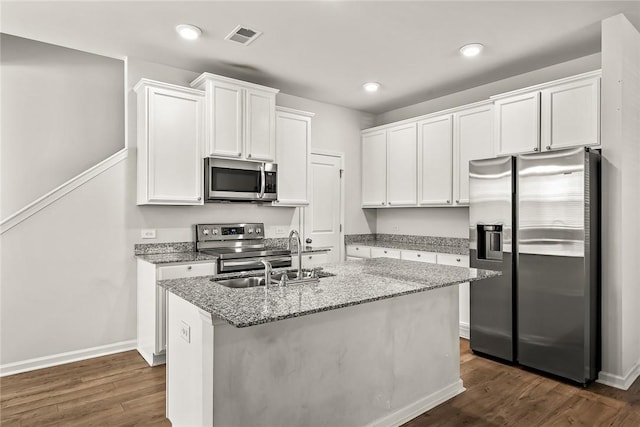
[
  {"x1": 215, "y1": 276, "x2": 265, "y2": 289},
  {"x1": 213, "y1": 269, "x2": 335, "y2": 289}
]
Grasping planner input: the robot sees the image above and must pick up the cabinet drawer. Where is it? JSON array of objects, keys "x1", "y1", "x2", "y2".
[
  {"x1": 401, "y1": 250, "x2": 437, "y2": 263},
  {"x1": 157, "y1": 262, "x2": 216, "y2": 280},
  {"x1": 370, "y1": 247, "x2": 401, "y2": 259},
  {"x1": 346, "y1": 245, "x2": 371, "y2": 258},
  {"x1": 303, "y1": 252, "x2": 329, "y2": 268},
  {"x1": 436, "y1": 253, "x2": 469, "y2": 267}
]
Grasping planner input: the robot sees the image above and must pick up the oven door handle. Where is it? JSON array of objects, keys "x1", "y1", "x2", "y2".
[
  {"x1": 221, "y1": 256, "x2": 291, "y2": 269},
  {"x1": 258, "y1": 163, "x2": 266, "y2": 199}
]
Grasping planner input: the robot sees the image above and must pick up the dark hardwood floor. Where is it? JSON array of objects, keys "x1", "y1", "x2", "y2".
[{"x1": 1, "y1": 340, "x2": 638, "y2": 426}]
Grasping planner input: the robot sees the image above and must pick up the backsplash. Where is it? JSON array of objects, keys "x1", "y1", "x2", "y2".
[
  {"x1": 134, "y1": 242, "x2": 195, "y2": 255},
  {"x1": 345, "y1": 234, "x2": 468, "y2": 248}
]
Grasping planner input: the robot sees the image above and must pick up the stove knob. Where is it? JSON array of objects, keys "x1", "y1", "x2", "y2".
[
  {"x1": 248, "y1": 228, "x2": 254, "y2": 234},
  {"x1": 203, "y1": 229, "x2": 210, "y2": 235},
  {"x1": 256, "y1": 228, "x2": 262, "y2": 234},
  {"x1": 212, "y1": 229, "x2": 219, "y2": 235}
]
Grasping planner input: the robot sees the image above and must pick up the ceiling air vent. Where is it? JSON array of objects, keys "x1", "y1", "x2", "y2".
[{"x1": 225, "y1": 25, "x2": 263, "y2": 46}]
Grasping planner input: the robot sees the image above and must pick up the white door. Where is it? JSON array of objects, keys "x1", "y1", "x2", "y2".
[
  {"x1": 207, "y1": 80, "x2": 244, "y2": 158},
  {"x1": 305, "y1": 153, "x2": 343, "y2": 264},
  {"x1": 387, "y1": 123, "x2": 417, "y2": 206}
]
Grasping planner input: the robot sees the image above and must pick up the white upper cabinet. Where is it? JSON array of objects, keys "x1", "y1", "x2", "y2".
[
  {"x1": 541, "y1": 76, "x2": 600, "y2": 151},
  {"x1": 387, "y1": 123, "x2": 418, "y2": 206},
  {"x1": 418, "y1": 115, "x2": 453, "y2": 206},
  {"x1": 191, "y1": 73, "x2": 279, "y2": 161},
  {"x1": 454, "y1": 103, "x2": 494, "y2": 205},
  {"x1": 493, "y1": 91, "x2": 541, "y2": 155},
  {"x1": 492, "y1": 70, "x2": 601, "y2": 155},
  {"x1": 134, "y1": 79, "x2": 204, "y2": 205},
  {"x1": 245, "y1": 88, "x2": 277, "y2": 161},
  {"x1": 274, "y1": 107, "x2": 314, "y2": 206},
  {"x1": 362, "y1": 130, "x2": 387, "y2": 207}
]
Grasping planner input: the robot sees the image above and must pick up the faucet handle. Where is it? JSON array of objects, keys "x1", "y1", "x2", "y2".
[
  {"x1": 279, "y1": 274, "x2": 288, "y2": 287},
  {"x1": 305, "y1": 238, "x2": 312, "y2": 244}
]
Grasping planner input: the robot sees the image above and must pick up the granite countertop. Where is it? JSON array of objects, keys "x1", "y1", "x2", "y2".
[
  {"x1": 137, "y1": 246, "x2": 331, "y2": 265},
  {"x1": 347, "y1": 241, "x2": 469, "y2": 256},
  {"x1": 159, "y1": 258, "x2": 500, "y2": 328}
]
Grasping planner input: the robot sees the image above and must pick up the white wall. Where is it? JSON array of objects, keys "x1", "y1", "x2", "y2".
[
  {"x1": 599, "y1": 14, "x2": 640, "y2": 389},
  {"x1": 0, "y1": 53, "x2": 373, "y2": 368},
  {"x1": 0, "y1": 34, "x2": 124, "y2": 218},
  {"x1": 373, "y1": 53, "x2": 602, "y2": 238},
  {"x1": 376, "y1": 208, "x2": 468, "y2": 238}
]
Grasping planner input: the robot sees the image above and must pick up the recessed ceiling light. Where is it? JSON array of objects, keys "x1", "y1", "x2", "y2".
[
  {"x1": 460, "y1": 43, "x2": 484, "y2": 57},
  {"x1": 363, "y1": 82, "x2": 380, "y2": 92},
  {"x1": 176, "y1": 24, "x2": 202, "y2": 40}
]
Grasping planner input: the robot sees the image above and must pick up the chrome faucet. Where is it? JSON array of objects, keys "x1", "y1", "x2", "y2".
[
  {"x1": 288, "y1": 230, "x2": 303, "y2": 279},
  {"x1": 260, "y1": 259, "x2": 272, "y2": 289}
]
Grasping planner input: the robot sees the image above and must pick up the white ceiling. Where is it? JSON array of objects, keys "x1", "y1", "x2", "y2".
[{"x1": 2, "y1": 1, "x2": 639, "y2": 114}]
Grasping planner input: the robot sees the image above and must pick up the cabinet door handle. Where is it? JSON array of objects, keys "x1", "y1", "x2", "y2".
[
  {"x1": 308, "y1": 256, "x2": 312, "y2": 259},
  {"x1": 417, "y1": 254, "x2": 421, "y2": 257},
  {"x1": 384, "y1": 250, "x2": 387, "y2": 254},
  {"x1": 237, "y1": 153, "x2": 242, "y2": 157},
  {"x1": 456, "y1": 258, "x2": 461, "y2": 262},
  {"x1": 545, "y1": 146, "x2": 551, "y2": 151},
  {"x1": 447, "y1": 200, "x2": 451, "y2": 204},
  {"x1": 197, "y1": 197, "x2": 202, "y2": 201},
  {"x1": 187, "y1": 266, "x2": 193, "y2": 270},
  {"x1": 247, "y1": 154, "x2": 252, "y2": 158},
  {"x1": 533, "y1": 147, "x2": 539, "y2": 152},
  {"x1": 381, "y1": 202, "x2": 385, "y2": 206},
  {"x1": 356, "y1": 248, "x2": 359, "y2": 250}
]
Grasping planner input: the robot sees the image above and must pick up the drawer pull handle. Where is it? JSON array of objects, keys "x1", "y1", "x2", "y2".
[
  {"x1": 384, "y1": 251, "x2": 387, "y2": 254},
  {"x1": 456, "y1": 258, "x2": 461, "y2": 262},
  {"x1": 356, "y1": 248, "x2": 359, "y2": 250},
  {"x1": 187, "y1": 266, "x2": 192, "y2": 270},
  {"x1": 417, "y1": 254, "x2": 421, "y2": 257}
]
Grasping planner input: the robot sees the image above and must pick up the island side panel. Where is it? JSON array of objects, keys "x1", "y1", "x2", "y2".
[{"x1": 211, "y1": 285, "x2": 461, "y2": 427}]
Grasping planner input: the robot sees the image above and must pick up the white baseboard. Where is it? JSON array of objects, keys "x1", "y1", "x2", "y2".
[
  {"x1": 366, "y1": 379, "x2": 465, "y2": 427},
  {"x1": 597, "y1": 359, "x2": 640, "y2": 390},
  {"x1": 459, "y1": 322, "x2": 470, "y2": 339},
  {"x1": 0, "y1": 339, "x2": 137, "y2": 377}
]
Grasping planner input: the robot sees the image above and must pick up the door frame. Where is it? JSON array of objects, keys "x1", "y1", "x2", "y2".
[{"x1": 303, "y1": 149, "x2": 345, "y2": 262}]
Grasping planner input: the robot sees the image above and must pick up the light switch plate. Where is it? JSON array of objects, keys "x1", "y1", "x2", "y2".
[
  {"x1": 141, "y1": 229, "x2": 157, "y2": 239},
  {"x1": 180, "y1": 321, "x2": 191, "y2": 343}
]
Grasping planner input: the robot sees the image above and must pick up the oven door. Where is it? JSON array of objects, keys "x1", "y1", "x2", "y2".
[
  {"x1": 219, "y1": 256, "x2": 292, "y2": 273},
  {"x1": 205, "y1": 158, "x2": 277, "y2": 202}
]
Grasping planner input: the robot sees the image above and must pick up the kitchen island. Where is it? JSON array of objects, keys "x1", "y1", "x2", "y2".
[{"x1": 161, "y1": 258, "x2": 499, "y2": 427}]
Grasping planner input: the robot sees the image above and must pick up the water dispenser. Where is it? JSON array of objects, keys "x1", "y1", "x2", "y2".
[{"x1": 477, "y1": 224, "x2": 503, "y2": 261}]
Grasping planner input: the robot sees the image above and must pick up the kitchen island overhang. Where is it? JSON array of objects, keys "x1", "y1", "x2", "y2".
[{"x1": 161, "y1": 258, "x2": 500, "y2": 427}]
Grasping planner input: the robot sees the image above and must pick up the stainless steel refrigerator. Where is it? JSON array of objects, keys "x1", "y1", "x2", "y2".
[{"x1": 469, "y1": 147, "x2": 600, "y2": 385}]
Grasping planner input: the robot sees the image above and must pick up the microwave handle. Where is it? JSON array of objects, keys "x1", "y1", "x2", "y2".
[{"x1": 259, "y1": 163, "x2": 266, "y2": 199}]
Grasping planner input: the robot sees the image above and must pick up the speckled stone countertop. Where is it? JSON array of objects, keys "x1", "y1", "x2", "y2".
[
  {"x1": 136, "y1": 252, "x2": 218, "y2": 264},
  {"x1": 159, "y1": 258, "x2": 499, "y2": 328},
  {"x1": 348, "y1": 241, "x2": 469, "y2": 256},
  {"x1": 137, "y1": 248, "x2": 331, "y2": 265}
]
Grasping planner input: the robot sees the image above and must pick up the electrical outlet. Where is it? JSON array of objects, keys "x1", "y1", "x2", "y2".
[
  {"x1": 392, "y1": 225, "x2": 399, "y2": 232},
  {"x1": 180, "y1": 321, "x2": 191, "y2": 343},
  {"x1": 275, "y1": 227, "x2": 286, "y2": 235},
  {"x1": 141, "y1": 229, "x2": 156, "y2": 239}
]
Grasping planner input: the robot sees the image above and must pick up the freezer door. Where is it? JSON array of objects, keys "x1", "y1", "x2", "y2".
[
  {"x1": 517, "y1": 147, "x2": 599, "y2": 384},
  {"x1": 469, "y1": 156, "x2": 515, "y2": 362}
]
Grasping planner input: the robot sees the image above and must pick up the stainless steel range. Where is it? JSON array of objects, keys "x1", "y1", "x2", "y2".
[{"x1": 196, "y1": 223, "x2": 292, "y2": 273}]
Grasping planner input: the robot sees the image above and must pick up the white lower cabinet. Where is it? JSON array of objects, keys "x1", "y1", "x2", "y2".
[
  {"x1": 346, "y1": 245, "x2": 372, "y2": 258},
  {"x1": 291, "y1": 252, "x2": 330, "y2": 269},
  {"x1": 400, "y1": 250, "x2": 437, "y2": 263},
  {"x1": 436, "y1": 254, "x2": 470, "y2": 339},
  {"x1": 137, "y1": 259, "x2": 216, "y2": 366},
  {"x1": 370, "y1": 247, "x2": 401, "y2": 259}
]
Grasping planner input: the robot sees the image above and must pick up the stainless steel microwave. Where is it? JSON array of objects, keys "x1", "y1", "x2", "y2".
[{"x1": 204, "y1": 158, "x2": 277, "y2": 202}]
